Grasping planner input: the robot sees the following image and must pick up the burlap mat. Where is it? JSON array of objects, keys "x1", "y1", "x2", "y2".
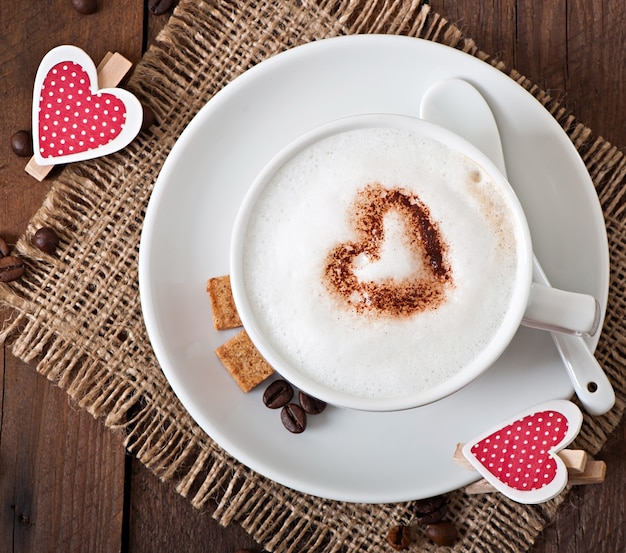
[{"x1": 1, "y1": 1, "x2": 625, "y2": 551}]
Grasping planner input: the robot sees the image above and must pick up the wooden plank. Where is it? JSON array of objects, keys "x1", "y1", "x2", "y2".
[
  {"x1": 565, "y1": 0, "x2": 626, "y2": 146},
  {"x1": 515, "y1": 0, "x2": 568, "y2": 93},
  {"x1": 0, "y1": 353, "x2": 126, "y2": 552},
  {"x1": 126, "y1": 460, "x2": 261, "y2": 553},
  {"x1": 428, "y1": 0, "x2": 518, "y2": 63}
]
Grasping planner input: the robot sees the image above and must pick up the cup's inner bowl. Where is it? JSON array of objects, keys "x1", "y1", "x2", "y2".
[{"x1": 230, "y1": 114, "x2": 531, "y2": 411}]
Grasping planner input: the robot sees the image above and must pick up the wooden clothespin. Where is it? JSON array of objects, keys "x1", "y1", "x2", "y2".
[
  {"x1": 454, "y1": 443, "x2": 606, "y2": 495},
  {"x1": 26, "y1": 49, "x2": 136, "y2": 181},
  {"x1": 454, "y1": 400, "x2": 606, "y2": 503}
]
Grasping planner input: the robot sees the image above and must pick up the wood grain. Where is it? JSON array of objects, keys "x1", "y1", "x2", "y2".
[
  {"x1": 564, "y1": 0, "x2": 626, "y2": 146},
  {"x1": 427, "y1": 1, "x2": 517, "y2": 63},
  {"x1": 127, "y1": 462, "x2": 260, "y2": 553},
  {"x1": 0, "y1": 354, "x2": 126, "y2": 552},
  {"x1": 0, "y1": 1, "x2": 624, "y2": 552}
]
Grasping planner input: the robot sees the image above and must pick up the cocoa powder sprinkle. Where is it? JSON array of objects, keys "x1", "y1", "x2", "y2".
[{"x1": 323, "y1": 183, "x2": 452, "y2": 318}]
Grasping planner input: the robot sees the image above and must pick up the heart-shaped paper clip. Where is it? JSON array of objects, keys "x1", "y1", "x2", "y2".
[
  {"x1": 462, "y1": 400, "x2": 583, "y2": 503},
  {"x1": 32, "y1": 45, "x2": 142, "y2": 166}
]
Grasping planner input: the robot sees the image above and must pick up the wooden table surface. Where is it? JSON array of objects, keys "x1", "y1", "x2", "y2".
[{"x1": 1, "y1": 1, "x2": 624, "y2": 552}]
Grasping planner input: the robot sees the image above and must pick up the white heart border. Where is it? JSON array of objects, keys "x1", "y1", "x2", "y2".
[
  {"x1": 32, "y1": 45, "x2": 142, "y2": 166},
  {"x1": 462, "y1": 399, "x2": 583, "y2": 504}
]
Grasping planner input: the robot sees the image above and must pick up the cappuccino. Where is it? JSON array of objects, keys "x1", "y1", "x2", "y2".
[{"x1": 240, "y1": 126, "x2": 521, "y2": 401}]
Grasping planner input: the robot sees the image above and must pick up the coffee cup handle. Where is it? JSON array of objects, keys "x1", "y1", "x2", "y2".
[{"x1": 522, "y1": 283, "x2": 601, "y2": 337}]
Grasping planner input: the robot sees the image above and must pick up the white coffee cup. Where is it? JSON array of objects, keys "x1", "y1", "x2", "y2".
[{"x1": 230, "y1": 114, "x2": 599, "y2": 411}]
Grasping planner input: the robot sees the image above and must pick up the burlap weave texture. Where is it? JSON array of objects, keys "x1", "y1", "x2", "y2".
[{"x1": 1, "y1": 1, "x2": 625, "y2": 551}]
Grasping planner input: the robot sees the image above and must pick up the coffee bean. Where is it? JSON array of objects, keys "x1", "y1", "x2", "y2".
[
  {"x1": 10, "y1": 130, "x2": 33, "y2": 157},
  {"x1": 411, "y1": 494, "x2": 447, "y2": 517},
  {"x1": 71, "y1": 0, "x2": 98, "y2": 14},
  {"x1": 280, "y1": 403, "x2": 306, "y2": 433},
  {"x1": 387, "y1": 524, "x2": 412, "y2": 550},
  {"x1": 414, "y1": 503, "x2": 447, "y2": 525},
  {"x1": 149, "y1": 0, "x2": 175, "y2": 15},
  {"x1": 298, "y1": 391, "x2": 327, "y2": 414},
  {"x1": 0, "y1": 237, "x2": 9, "y2": 257},
  {"x1": 140, "y1": 104, "x2": 157, "y2": 131},
  {"x1": 263, "y1": 379, "x2": 294, "y2": 409},
  {"x1": 0, "y1": 256, "x2": 25, "y2": 283},
  {"x1": 32, "y1": 227, "x2": 59, "y2": 254},
  {"x1": 425, "y1": 521, "x2": 458, "y2": 547}
]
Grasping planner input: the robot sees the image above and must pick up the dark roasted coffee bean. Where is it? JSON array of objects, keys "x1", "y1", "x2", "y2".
[
  {"x1": 149, "y1": 0, "x2": 175, "y2": 15},
  {"x1": 280, "y1": 403, "x2": 306, "y2": 433},
  {"x1": 140, "y1": 104, "x2": 157, "y2": 131},
  {"x1": 298, "y1": 391, "x2": 327, "y2": 414},
  {"x1": 414, "y1": 503, "x2": 446, "y2": 525},
  {"x1": 10, "y1": 130, "x2": 33, "y2": 157},
  {"x1": 425, "y1": 521, "x2": 458, "y2": 547},
  {"x1": 71, "y1": 0, "x2": 98, "y2": 14},
  {"x1": 32, "y1": 227, "x2": 59, "y2": 254},
  {"x1": 0, "y1": 255, "x2": 25, "y2": 282},
  {"x1": 387, "y1": 524, "x2": 412, "y2": 550},
  {"x1": 263, "y1": 379, "x2": 293, "y2": 409},
  {"x1": 0, "y1": 237, "x2": 9, "y2": 257},
  {"x1": 411, "y1": 494, "x2": 447, "y2": 517}
]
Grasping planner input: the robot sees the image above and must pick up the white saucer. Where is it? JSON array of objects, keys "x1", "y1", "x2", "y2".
[{"x1": 138, "y1": 35, "x2": 609, "y2": 503}]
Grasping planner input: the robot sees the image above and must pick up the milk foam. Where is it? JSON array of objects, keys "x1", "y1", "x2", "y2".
[
  {"x1": 242, "y1": 127, "x2": 520, "y2": 400},
  {"x1": 353, "y1": 210, "x2": 424, "y2": 283}
]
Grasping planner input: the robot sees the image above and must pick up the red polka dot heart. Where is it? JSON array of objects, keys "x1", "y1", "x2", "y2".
[
  {"x1": 462, "y1": 400, "x2": 583, "y2": 504},
  {"x1": 32, "y1": 45, "x2": 142, "y2": 165}
]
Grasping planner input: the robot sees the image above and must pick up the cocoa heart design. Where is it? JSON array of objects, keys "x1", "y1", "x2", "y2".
[
  {"x1": 462, "y1": 400, "x2": 583, "y2": 504},
  {"x1": 32, "y1": 45, "x2": 142, "y2": 165},
  {"x1": 323, "y1": 183, "x2": 453, "y2": 318}
]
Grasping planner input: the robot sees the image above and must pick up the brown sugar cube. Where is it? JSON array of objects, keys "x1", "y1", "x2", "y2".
[
  {"x1": 215, "y1": 330, "x2": 274, "y2": 392},
  {"x1": 206, "y1": 275, "x2": 242, "y2": 330}
]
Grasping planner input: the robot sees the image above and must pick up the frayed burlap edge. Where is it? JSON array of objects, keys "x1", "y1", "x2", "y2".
[{"x1": 1, "y1": 1, "x2": 625, "y2": 552}]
